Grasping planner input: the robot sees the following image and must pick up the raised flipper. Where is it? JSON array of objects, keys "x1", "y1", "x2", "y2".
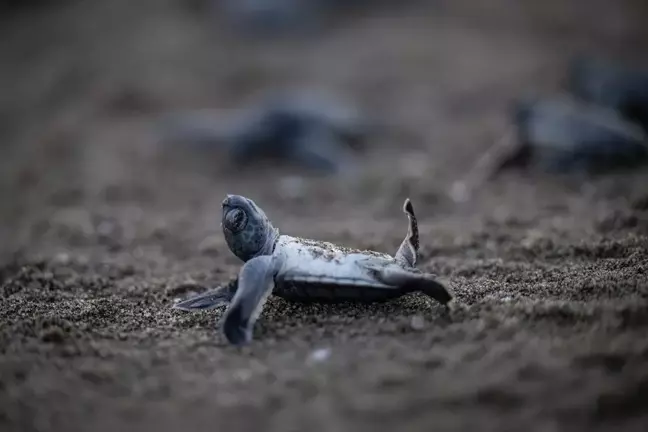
[
  {"x1": 375, "y1": 266, "x2": 453, "y2": 307},
  {"x1": 172, "y1": 278, "x2": 238, "y2": 311},
  {"x1": 395, "y1": 198, "x2": 419, "y2": 268},
  {"x1": 222, "y1": 255, "x2": 280, "y2": 345}
]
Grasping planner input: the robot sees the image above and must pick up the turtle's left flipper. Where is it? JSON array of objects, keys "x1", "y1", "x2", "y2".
[
  {"x1": 172, "y1": 279, "x2": 238, "y2": 311},
  {"x1": 222, "y1": 255, "x2": 281, "y2": 345}
]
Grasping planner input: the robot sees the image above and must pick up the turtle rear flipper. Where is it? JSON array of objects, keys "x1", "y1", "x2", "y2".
[
  {"x1": 407, "y1": 274, "x2": 454, "y2": 306},
  {"x1": 395, "y1": 198, "x2": 419, "y2": 268},
  {"x1": 367, "y1": 264, "x2": 454, "y2": 307}
]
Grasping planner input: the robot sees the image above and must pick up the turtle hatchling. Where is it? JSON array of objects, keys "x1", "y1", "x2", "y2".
[
  {"x1": 567, "y1": 55, "x2": 648, "y2": 132},
  {"x1": 493, "y1": 95, "x2": 648, "y2": 174},
  {"x1": 173, "y1": 194, "x2": 454, "y2": 345},
  {"x1": 158, "y1": 90, "x2": 369, "y2": 173}
]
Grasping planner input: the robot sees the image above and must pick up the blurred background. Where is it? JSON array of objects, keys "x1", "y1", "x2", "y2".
[
  {"x1": 1, "y1": 1, "x2": 648, "y2": 431},
  {"x1": 2, "y1": 0, "x2": 647, "y2": 251}
]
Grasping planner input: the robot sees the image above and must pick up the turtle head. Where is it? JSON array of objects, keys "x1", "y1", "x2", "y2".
[{"x1": 221, "y1": 194, "x2": 279, "y2": 262}]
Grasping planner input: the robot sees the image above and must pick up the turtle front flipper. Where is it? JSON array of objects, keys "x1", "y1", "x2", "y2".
[
  {"x1": 395, "y1": 198, "x2": 419, "y2": 268},
  {"x1": 172, "y1": 279, "x2": 238, "y2": 311},
  {"x1": 173, "y1": 279, "x2": 238, "y2": 312},
  {"x1": 222, "y1": 255, "x2": 281, "y2": 345},
  {"x1": 373, "y1": 265, "x2": 453, "y2": 307}
]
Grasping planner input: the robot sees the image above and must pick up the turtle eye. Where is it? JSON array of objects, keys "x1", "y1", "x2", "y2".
[{"x1": 224, "y1": 208, "x2": 248, "y2": 233}]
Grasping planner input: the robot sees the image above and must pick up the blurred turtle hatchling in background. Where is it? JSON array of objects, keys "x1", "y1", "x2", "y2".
[
  {"x1": 567, "y1": 55, "x2": 648, "y2": 133},
  {"x1": 158, "y1": 90, "x2": 372, "y2": 174},
  {"x1": 493, "y1": 95, "x2": 648, "y2": 175}
]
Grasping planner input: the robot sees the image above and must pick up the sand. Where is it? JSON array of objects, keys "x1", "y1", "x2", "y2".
[{"x1": 1, "y1": 1, "x2": 648, "y2": 431}]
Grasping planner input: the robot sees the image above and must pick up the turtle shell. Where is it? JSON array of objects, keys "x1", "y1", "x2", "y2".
[{"x1": 272, "y1": 235, "x2": 411, "y2": 303}]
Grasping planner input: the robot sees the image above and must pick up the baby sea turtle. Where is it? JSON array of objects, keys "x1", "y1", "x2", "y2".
[
  {"x1": 173, "y1": 194, "x2": 454, "y2": 345},
  {"x1": 567, "y1": 56, "x2": 648, "y2": 132},
  {"x1": 159, "y1": 91, "x2": 369, "y2": 173},
  {"x1": 494, "y1": 95, "x2": 648, "y2": 174}
]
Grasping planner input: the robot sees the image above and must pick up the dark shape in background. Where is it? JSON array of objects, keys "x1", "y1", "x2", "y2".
[
  {"x1": 567, "y1": 56, "x2": 648, "y2": 133},
  {"x1": 496, "y1": 95, "x2": 648, "y2": 175},
  {"x1": 158, "y1": 90, "x2": 372, "y2": 173}
]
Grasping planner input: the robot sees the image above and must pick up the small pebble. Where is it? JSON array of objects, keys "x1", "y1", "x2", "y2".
[
  {"x1": 410, "y1": 315, "x2": 425, "y2": 331},
  {"x1": 54, "y1": 252, "x2": 70, "y2": 265},
  {"x1": 308, "y1": 347, "x2": 331, "y2": 364},
  {"x1": 233, "y1": 369, "x2": 252, "y2": 382}
]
